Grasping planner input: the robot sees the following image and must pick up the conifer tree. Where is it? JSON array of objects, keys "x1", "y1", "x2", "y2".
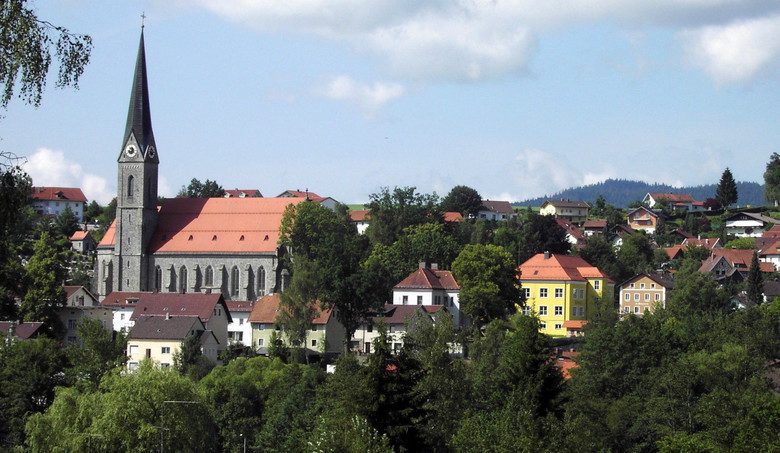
[
  {"x1": 716, "y1": 168, "x2": 738, "y2": 208},
  {"x1": 746, "y1": 250, "x2": 764, "y2": 306},
  {"x1": 764, "y1": 153, "x2": 780, "y2": 206}
]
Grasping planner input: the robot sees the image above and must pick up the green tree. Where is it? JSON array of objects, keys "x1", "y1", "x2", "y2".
[
  {"x1": 0, "y1": 337, "x2": 67, "y2": 449},
  {"x1": 765, "y1": 152, "x2": 780, "y2": 206},
  {"x1": 591, "y1": 194, "x2": 607, "y2": 218},
  {"x1": 746, "y1": 250, "x2": 764, "y2": 306},
  {"x1": 0, "y1": 165, "x2": 31, "y2": 319},
  {"x1": 66, "y1": 317, "x2": 126, "y2": 386},
  {"x1": 84, "y1": 200, "x2": 102, "y2": 223},
  {"x1": 177, "y1": 177, "x2": 225, "y2": 198},
  {"x1": 277, "y1": 257, "x2": 319, "y2": 363},
  {"x1": 20, "y1": 231, "x2": 67, "y2": 336},
  {"x1": 517, "y1": 213, "x2": 570, "y2": 264},
  {"x1": 25, "y1": 362, "x2": 218, "y2": 452},
  {"x1": 365, "y1": 186, "x2": 441, "y2": 246},
  {"x1": 716, "y1": 168, "x2": 738, "y2": 208},
  {"x1": 723, "y1": 237, "x2": 756, "y2": 249},
  {"x1": 452, "y1": 244, "x2": 520, "y2": 328},
  {"x1": 54, "y1": 204, "x2": 79, "y2": 238},
  {"x1": 174, "y1": 333, "x2": 215, "y2": 380},
  {"x1": 440, "y1": 185, "x2": 482, "y2": 218},
  {"x1": 0, "y1": 0, "x2": 92, "y2": 109}
]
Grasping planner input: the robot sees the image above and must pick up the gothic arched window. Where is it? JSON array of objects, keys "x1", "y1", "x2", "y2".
[
  {"x1": 230, "y1": 266, "x2": 239, "y2": 297},
  {"x1": 205, "y1": 266, "x2": 213, "y2": 287},
  {"x1": 127, "y1": 175, "x2": 135, "y2": 198},
  {"x1": 179, "y1": 266, "x2": 188, "y2": 293},
  {"x1": 154, "y1": 266, "x2": 162, "y2": 292},
  {"x1": 257, "y1": 266, "x2": 266, "y2": 296}
]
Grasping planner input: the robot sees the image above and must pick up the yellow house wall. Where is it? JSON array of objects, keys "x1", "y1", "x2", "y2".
[{"x1": 522, "y1": 278, "x2": 612, "y2": 337}]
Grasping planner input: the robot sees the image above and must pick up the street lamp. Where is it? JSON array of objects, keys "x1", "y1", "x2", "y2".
[{"x1": 240, "y1": 433, "x2": 247, "y2": 453}]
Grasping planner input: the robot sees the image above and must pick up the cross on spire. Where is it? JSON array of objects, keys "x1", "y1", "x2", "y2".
[{"x1": 141, "y1": 12, "x2": 146, "y2": 29}]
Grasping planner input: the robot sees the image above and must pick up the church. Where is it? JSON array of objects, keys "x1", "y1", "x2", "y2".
[{"x1": 95, "y1": 31, "x2": 302, "y2": 301}]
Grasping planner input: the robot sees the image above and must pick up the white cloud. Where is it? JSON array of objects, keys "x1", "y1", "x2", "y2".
[
  {"x1": 192, "y1": 0, "x2": 780, "y2": 84},
  {"x1": 22, "y1": 148, "x2": 115, "y2": 205},
  {"x1": 680, "y1": 14, "x2": 780, "y2": 84},
  {"x1": 319, "y1": 75, "x2": 405, "y2": 114}
]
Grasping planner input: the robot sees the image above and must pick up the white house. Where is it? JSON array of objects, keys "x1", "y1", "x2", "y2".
[
  {"x1": 391, "y1": 263, "x2": 463, "y2": 328},
  {"x1": 724, "y1": 212, "x2": 780, "y2": 237},
  {"x1": 30, "y1": 187, "x2": 88, "y2": 221},
  {"x1": 226, "y1": 300, "x2": 254, "y2": 346}
]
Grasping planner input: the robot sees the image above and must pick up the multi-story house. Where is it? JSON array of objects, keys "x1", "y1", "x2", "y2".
[
  {"x1": 30, "y1": 186, "x2": 87, "y2": 221},
  {"x1": 626, "y1": 206, "x2": 663, "y2": 234},
  {"x1": 540, "y1": 200, "x2": 590, "y2": 223},
  {"x1": 518, "y1": 252, "x2": 613, "y2": 337},
  {"x1": 226, "y1": 300, "x2": 254, "y2": 347},
  {"x1": 100, "y1": 291, "x2": 149, "y2": 333},
  {"x1": 350, "y1": 304, "x2": 442, "y2": 354},
  {"x1": 391, "y1": 263, "x2": 462, "y2": 328},
  {"x1": 619, "y1": 273, "x2": 674, "y2": 315},
  {"x1": 126, "y1": 314, "x2": 219, "y2": 371},
  {"x1": 248, "y1": 294, "x2": 345, "y2": 356},
  {"x1": 59, "y1": 285, "x2": 113, "y2": 345},
  {"x1": 723, "y1": 212, "x2": 780, "y2": 237},
  {"x1": 476, "y1": 200, "x2": 517, "y2": 221}
]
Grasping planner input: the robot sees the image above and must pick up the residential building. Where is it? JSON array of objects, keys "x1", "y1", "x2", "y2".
[
  {"x1": 540, "y1": 200, "x2": 590, "y2": 223},
  {"x1": 619, "y1": 272, "x2": 674, "y2": 315},
  {"x1": 350, "y1": 304, "x2": 443, "y2": 354},
  {"x1": 59, "y1": 285, "x2": 113, "y2": 345},
  {"x1": 30, "y1": 186, "x2": 87, "y2": 221},
  {"x1": 682, "y1": 237, "x2": 722, "y2": 250},
  {"x1": 350, "y1": 209, "x2": 371, "y2": 235},
  {"x1": 277, "y1": 190, "x2": 339, "y2": 210},
  {"x1": 70, "y1": 230, "x2": 97, "y2": 254},
  {"x1": 626, "y1": 206, "x2": 662, "y2": 234},
  {"x1": 391, "y1": 263, "x2": 462, "y2": 328},
  {"x1": 699, "y1": 248, "x2": 774, "y2": 282},
  {"x1": 642, "y1": 192, "x2": 702, "y2": 211},
  {"x1": 476, "y1": 200, "x2": 517, "y2": 221},
  {"x1": 583, "y1": 219, "x2": 607, "y2": 237},
  {"x1": 248, "y1": 294, "x2": 345, "y2": 356},
  {"x1": 226, "y1": 300, "x2": 254, "y2": 346},
  {"x1": 95, "y1": 31, "x2": 303, "y2": 301},
  {"x1": 554, "y1": 218, "x2": 585, "y2": 248},
  {"x1": 128, "y1": 292, "x2": 231, "y2": 350},
  {"x1": 723, "y1": 212, "x2": 780, "y2": 237},
  {"x1": 126, "y1": 315, "x2": 219, "y2": 371},
  {"x1": 518, "y1": 252, "x2": 614, "y2": 337},
  {"x1": 100, "y1": 291, "x2": 148, "y2": 332}
]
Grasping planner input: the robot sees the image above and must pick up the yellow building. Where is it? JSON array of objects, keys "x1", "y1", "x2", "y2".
[{"x1": 518, "y1": 252, "x2": 613, "y2": 337}]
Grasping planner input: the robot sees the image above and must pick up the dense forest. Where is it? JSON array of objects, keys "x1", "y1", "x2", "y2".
[{"x1": 518, "y1": 179, "x2": 765, "y2": 208}]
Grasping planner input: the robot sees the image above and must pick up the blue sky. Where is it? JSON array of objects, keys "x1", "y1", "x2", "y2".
[{"x1": 5, "y1": 1, "x2": 780, "y2": 205}]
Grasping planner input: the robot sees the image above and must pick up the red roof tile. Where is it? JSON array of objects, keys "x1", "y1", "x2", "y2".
[
  {"x1": 30, "y1": 187, "x2": 87, "y2": 202},
  {"x1": 648, "y1": 193, "x2": 695, "y2": 203},
  {"x1": 519, "y1": 253, "x2": 609, "y2": 282},
  {"x1": 350, "y1": 209, "x2": 370, "y2": 222},
  {"x1": 70, "y1": 231, "x2": 90, "y2": 241},
  {"x1": 128, "y1": 315, "x2": 203, "y2": 340},
  {"x1": 394, "y1": 268, "x2": 460, "y2": 290},
  {"x1": 0, "y1": 321, "x2": 44, "y2": 339},
  {"x1": 444, "y1": 211, "x2": 463, "y2": 222},
  {"x1": 481, "y1": 200, "x2": 515, "y2": 214},
  {"x1": 247, "y1": 293, "x2": 332, "y2": 324},
  {"x1": 127, "y1": 292, "x2": 231, "y2": 323},
  {"x1": 101, "y1": 291, "x2": 151, "y2": 306},
  {"x1": 225, "y1": 300, "x2": 255, "y2": 313}
]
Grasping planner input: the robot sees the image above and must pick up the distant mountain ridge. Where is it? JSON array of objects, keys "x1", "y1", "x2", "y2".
[{"x1": 516, "y1": 179, "x2": 765, "y2": 208}]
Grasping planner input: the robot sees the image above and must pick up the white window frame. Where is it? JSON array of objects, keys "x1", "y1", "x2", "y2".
[
  {"x1": 554, "y1": 288, "x2": 564, "y2": 298},
  {"x1": 540, "y1": 288, "x2": 548, "y2": 298},
  {"x1": 539, "y1": 305, "x2": 548, "y2": 316},
  {"x1": 554, "y1": 306, "x2": 563, "y2": 316}
]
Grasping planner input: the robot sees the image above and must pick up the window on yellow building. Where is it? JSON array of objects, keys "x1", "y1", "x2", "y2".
[
  {"x1": 554, "y1": 306, "x2": 563, "y2": 316},
  {"x1": 554, "y1": 288, "x2": 563, "y2": 298},
  {"x1": 540, "y1": 288, "x2": 548, "y2": 298},
  {"x1": 539, "y1": 306, "x2": 548, "y2": 316}
]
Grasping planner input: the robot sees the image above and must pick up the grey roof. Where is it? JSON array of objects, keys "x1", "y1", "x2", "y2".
[
  {"x1": 128, "y1": 315, "x2": 202, "y2": 340},
  {"x1": 122, "y1": 31, "x2": 157, "y2": 161},
  {"x1": 543, "y1": 200, "x2": 591, "y2": 209}
]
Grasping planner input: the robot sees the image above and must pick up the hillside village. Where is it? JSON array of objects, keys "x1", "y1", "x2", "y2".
[{"x1": 2, "y1": 23, "x2": 780, "y2": 453}]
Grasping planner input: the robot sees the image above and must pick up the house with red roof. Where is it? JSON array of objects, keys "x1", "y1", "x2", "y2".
[
  {"x1": 94, "y1": 32, "x2": 305, "y2": 302},
  {"x1": 225, "y1": 300, "x2": 254, "y2": 346},
  {"x1": 627, "y1": 206, "x2": 663, "y2": 234},
  {"x1": 30, "y1": 186, "x2": 88, "y2": 221},
  {"x1": 224, "y1": 189, "x2": 262, "y2": 198},
  {"x1": 101, "y1": 291, "x2": 150, "y2": 332},
  {"x1": 126, "y1": 315, "x2": 219, "y2": 371},
  {"x1": 518, "y1": 252, "x2": 614, "y2": 337},
  {"x1": 723, "y1": 212, "x2": 780, "y2": 237},
  {"x1": 0, "y1": 321, "x2": 44, "y2": 341},
  {"x1": 643, "y1": 192, "x2": 703, "y2": 212},
  {"x1": 59, "y1": 285, "x2": 113, "y2": 345},
  {"x1": 554, "y1": 218, "x2": 585, "y2": 248},
  {"x1": 248, "y1": 294, "x2": 345, "y2": 356},
  {"x1": 682, "y1": 237, "x2": 722, "y2": 250},
  {"x1": 699, "y1": 248, "x2": 774, "y2": 282},
  {"x1": 391, "y1": 263, "x2": 462, "y2": 327},
  {"x1": 277, "y1": 190, "x2": 339, "y2": 210},
  {"x1": 70, "y1": 230, "x2": 96, "y2": 254}
]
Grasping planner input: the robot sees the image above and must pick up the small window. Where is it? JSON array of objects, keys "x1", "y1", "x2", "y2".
[
  {"x1": 554, "y1": 306, "x2": 563, "y2": 316},
  {"x1": 239, "y1": 235, "x2": 245, "y2": 241},
  {"x1": 594, "y1": 280, "x2": 601, "y2": 290},
  {"x1": 634, "y1": 306, "x2": 640, "y2": 314},
  {"x1": 417, "y1": 295, "x2": 422, "y2": 304},
  {"x1": 630, "y1": 283, "x2": 635, "y2": 288},
  {"x1": 522, "y1": 306, "x2": 531, "y2": 315},
  {"x1": 634, "y1": 293, "x2": 640, "y2": 301},
  {"x1": 161, "y1": 347, "x2": 170, "y2": 354},
  {"x1": 554, "y1": 323, "x2": 562, "y2": 330},
  {"x1": 258, "y1": 339, "x2": 264, "y2": 346},
  {"x1": 539, "y1": 306, "x2": 548, "y2": 316},
  {"x1": 655, "y1": 294, "x2": 660, "y2": 301},
  {"x1": 540, "y1": 322, "x2": 547, "y2": 329},
  {"x1": 644, "y1": 293, "x2": 650, "y2": 301},
  {"x1": 554, "y1": 288, "x2": 563, "y2": 298},
  {"x1": 523, "y1": 288, "x2": 531, "y2": 299},
  {"x1": 311, "y1": 339, "x2": 317, "y2": 347},
  {"x1": 402, "y1": 295, "x2": 408, "y2": 304},
  {"x1": 540, "y1": 288, "x2": 548, "y2": 298},
  {"x1": 640, "y1": 283, "x2": 645, "y2": 289},
  {"x1": 624, "y1": 306, "x2": 630, "y2": 313},
  {"x1": 624, "y1": 293, "x2": 630, "y2": 301},
  {"x1": 311, "y1": 325, "x2": 317, "y2": 331}
]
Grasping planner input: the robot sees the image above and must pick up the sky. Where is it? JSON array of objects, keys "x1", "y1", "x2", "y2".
[{"x1": 5, "y1": 0, "x2": 780, "y2": 206}]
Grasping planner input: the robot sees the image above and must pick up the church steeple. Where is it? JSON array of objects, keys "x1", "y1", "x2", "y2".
[{"x1": 121, "y1": 30, "x2": 157, "y2": 163}]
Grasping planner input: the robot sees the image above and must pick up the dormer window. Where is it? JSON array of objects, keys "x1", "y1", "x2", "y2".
[
  {"x1": 239, "y1": 235, "x2": 245, "y2": 241},
  {"x1": 212, "y1": 235, "x2": 217, "y2": 241},
  {"x1": 188, "y1": 235, "x2": 193, "y2": 241}
]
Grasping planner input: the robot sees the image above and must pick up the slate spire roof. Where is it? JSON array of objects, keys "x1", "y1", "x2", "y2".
[{"x1": 122, "y1": 30, "x2": 156, "y2": 159}]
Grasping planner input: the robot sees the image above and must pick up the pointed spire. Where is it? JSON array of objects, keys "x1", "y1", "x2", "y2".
[{"x1": 123, "y1": 30, "x2": 156, "y2": 157}]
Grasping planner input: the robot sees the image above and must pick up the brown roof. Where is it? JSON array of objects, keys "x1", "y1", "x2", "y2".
[
  {"x1": 225, "y1": 300, "x2": 255, "y2": 313},
  {"x1": 277, "y1": 190, "x2": 322, "y2": 199},
  {"x1": 0, "y1": 321, "x2": 44, "y2": 339},
  {"x1": 648, "y1": 193, "x2": 695, "y2": 203},
  {"x1": 583, "y1": 219, "x2": 607, "y2": 229},
  {"x1": 350, "y1": 209, "x2": 370, "y2": 222},
  {"x1": 555, "y1": 218, "x2": 584, "y2": 241},
  {"x1": 30, "y1": 187, "x2": 87, "y2": 202},
  {"x1": 128, "y1": 315, "x2": 203, "y2": 340},
  {"x1": 393, "y1": 268, "x2": 460, "y2": 291},
  {"x1": 542, "y1": 200, "x2": 591, "y2": 209},
  {"x1": 224, "y1": 189, "x2": 262, "y2": 198},
  {"x1": 480, "y1": 200, "x2": 515, "y2": 214},
  {"x1": 682, "y1": 237, "x2": 721, "y2": 249},
  {"x1": 128, "y1": 292, "x2": 231, "y2": 323},
  {"x1": 377, "y1": 304, "x2": 441, "y2": 325},
  {"x1": 664, "y1": 245, "x2": 685, "y2": 260},
  {"x1": 101, "y1": 291, "x2": 153, "y2": 307},
  {"x1": 519, "y1": 253, "x2": 610, "y2": 282},
  {"x1": 620, "y1": 272, "x2": 675, "y2": 290},
  {"x1": 63, "y1": 285, "x2": 98, "y2": 301},
  {"x1": 99, "y1": 197, "x2": 304, "y2": 253},
  {"x1": 700, "y1": 249, "x2": 774, "y2": 273},
  {"x1": 247, "y1": 293, "x2": 332, "y2": 325}
]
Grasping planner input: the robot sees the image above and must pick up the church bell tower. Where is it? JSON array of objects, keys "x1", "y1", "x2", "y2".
[{"x1": 114, "y1": 30, "x2": 159, "y2": 292}]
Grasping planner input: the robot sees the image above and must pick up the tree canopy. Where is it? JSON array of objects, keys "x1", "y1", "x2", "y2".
[
  {"x1": 716, "y1": 167, "x2": 738, "y2": 208},
  {"x1": 365, "y1": 186, "x2": 441, "y2": 246},
  {"x1": 765, "y1": 153, "x2": 780, "y2": 206},
  {"x1": 440, "y1": 185, "x2": 482, "y2": 218},
  {"x1": 177, "y1": 178, "x2": 225, "y2": 198}
]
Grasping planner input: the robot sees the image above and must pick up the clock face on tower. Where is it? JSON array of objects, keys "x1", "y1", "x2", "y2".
[
  {"x1": 148, "y1": 146, "x2": 156, "y2": 158},
  {"x1": 125, "y1": 145, "x2": 137, "y2": 158}
]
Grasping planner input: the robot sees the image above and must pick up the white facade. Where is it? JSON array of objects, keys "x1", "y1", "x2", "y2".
[
  {"x1": 227, "y1": 311, "x2": 253, "y2": 346},
  {"x1": 391, "y1": 288, "x2": 461, "y2": 328}
]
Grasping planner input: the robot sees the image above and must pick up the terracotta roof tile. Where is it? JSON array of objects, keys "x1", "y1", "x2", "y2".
[
  {"x1": 519, "y1": 253, "x2": 609, "y2": 282},
  {"x1": 247, "y1": 293, "x2": 332, "y2": 324},
  {"x1": 481, "y1": 200, "x2": 515, "y2": 214},
  {"x1": 70, "y1": 231, "x2": 90, "y2": 241},
  {"x1": 225, "y1": 300, "x2": 255, "y2": 313},
  {"x1": 350, "y1": 209, "x2": 370, "y2": 221},
  {"x1": 30, "y1": 187, "x2": 87, "y2": 202},
  {"x1": 648, "y1": 193, "x2": 695, "y2": 203},
  {"x1": 393, "y1": 268, "x2": 460, "y2": 290},
  {"x1": 444, "y1": 212, "x2": 463, "y2": 222},
  {"x1": 101, "y1": 291, "x2": 152, "y2": 307}
]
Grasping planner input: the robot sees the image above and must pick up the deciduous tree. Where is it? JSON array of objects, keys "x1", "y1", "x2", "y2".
[
  {"x1": 365, "y1": 186, "x2": 441, "y2": 246},
  {"x1": 20, "y1": 231, "x2": 67, "y2": 336},
  {"x1": 440, "y1": 185, "x2": 482, "y2": 218},
  {"x1": 764, "y1": 153, "x2": 780, "y2": 206}
]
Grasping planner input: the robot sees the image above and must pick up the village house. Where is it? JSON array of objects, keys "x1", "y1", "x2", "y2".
[
  {"x1": 723, "y1": 212, "x2": 780, "y2": 237},
  {"x1": 476, "y1": 200, "x2": 517, "y2": 221},
  {"x1": 29, "y1": 186, "x2": 88, "y2": 221},
  {"x1": 0, "y1": 321, "x2": 44, "y2": 341},
  {"x1": 519, "y1": 252, "x2": 613, "y2": 337},
  {"x1": 225, "y1": 300, "x2": 254, "y2": 347},
  {"x1": 70, "y1": 230, "x2": 97, "y2": 255},
  {"x1": 642, "y1": 192, "x2": 704, "y2": 212},
  {"x1": 223, "y1": 189, "x2": 262, "y2": 198},
  {"x1": 391, "y1": 263, "x2": 462, "y2": 327},
  {"x1": 350, "y1": 304, "x2": 443, "y2": 354},
  {"x1": 248, "y1": 293, "x2": 345, "y2": 356},
  {"x1": 126, "y1": 315, "x2": 219, "y2": 371},
  {"x1": 619, "y1": 272, "x2": 675, "y2": 315},
  {"x1": 540, "y1": 200, "x2": 590, "y2": 223},
  {"x1": 626, "y1": 206, "x2": 663, "y2": 234},
  {"x1": 100, "y1": 291, "x2": 148, "y2": 332},
  {"x1": 59, "y1": 285, "x2": 113, "y2": 345}
]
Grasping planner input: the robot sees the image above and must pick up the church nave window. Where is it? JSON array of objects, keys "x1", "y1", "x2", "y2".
[
  {"x1": 230, "y1": 266, "x2": 239, "y2": 297},
  {"x1": 257, "y1": 266, "x2": 266, "y2": 296},
  {"x1": 179, "y1": 266, "x2": 188, "y2": 293},
  {"x1": 205, "y1": 266, "x2": 214, "y2": 287}
]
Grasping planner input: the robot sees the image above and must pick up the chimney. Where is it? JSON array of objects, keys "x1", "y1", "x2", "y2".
[
  {"x1": 419, "y1": 262, "x2": 426, "y2": 269},
  {"x1": 544, "y1": 251, "x2": 551, "y2": 259},
  {"x1": 431, "y1": 263, "x2": 439, "y2": 270},
  {"x1": 165, "y1": 312, "x2": 170, "y2": 320}
]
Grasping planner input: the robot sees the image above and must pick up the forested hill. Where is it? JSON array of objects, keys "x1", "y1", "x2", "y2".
[{"x1": 516, "y1": 179, "x2": 765, "y2": 208}]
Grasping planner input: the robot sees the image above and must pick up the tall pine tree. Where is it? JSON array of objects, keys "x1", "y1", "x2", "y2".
[
  {"x1": 746, "y1": 250, "x2": 764, "y2": 306},
  {"x1": 716, "y1": 168, "x2": 738, "y2": 208}
]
